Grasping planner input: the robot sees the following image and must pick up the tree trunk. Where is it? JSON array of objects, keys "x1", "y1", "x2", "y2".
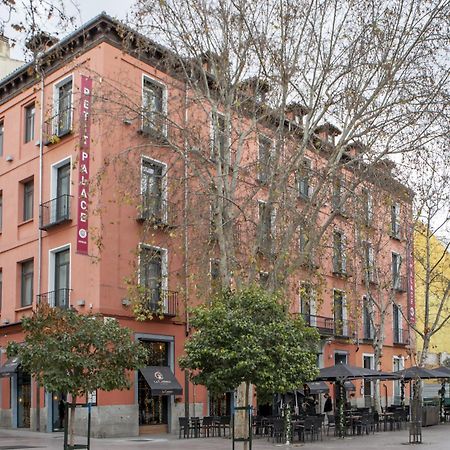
[
  {"x1": 69, "y1": 395, "x2": 76, "y2": 447},
  {"x1": 235, "y1": 382, "x2": 251, "y2": 450}
]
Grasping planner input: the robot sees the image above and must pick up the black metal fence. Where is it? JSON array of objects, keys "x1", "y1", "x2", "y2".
[{"x1": 39, "y1": 195, "x2": 72, "y2": 230}]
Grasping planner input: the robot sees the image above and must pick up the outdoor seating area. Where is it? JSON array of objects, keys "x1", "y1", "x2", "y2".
[{"x1": 178, "y1": 416, "x2": 231, "y2": 438}]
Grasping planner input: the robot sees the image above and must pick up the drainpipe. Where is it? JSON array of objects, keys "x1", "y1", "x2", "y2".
[
  {"x1": 183, "y1": 80, "x2": 190, "y2": 420},
  {"x1": 35, "y1": 52, "x2": 45, "y2": 432}
]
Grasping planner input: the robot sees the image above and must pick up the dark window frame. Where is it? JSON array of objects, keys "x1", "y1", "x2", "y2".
[
  {"x1": 142, "y1": 76, "x2": 165, "y2": 133},
  {"x1": 20, "y1": 259, "x2": 33, "y2": 307},
  {"x1": 22, "y1": 179, "x2": 34, "y2": 222},
  {"x1": 24, "y1": 103, "x2": 35, "y2": 143}
]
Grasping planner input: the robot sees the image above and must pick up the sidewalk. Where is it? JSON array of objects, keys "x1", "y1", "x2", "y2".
[{"x1": 1, "y1": 423, "x2": 450, "y2": 449}]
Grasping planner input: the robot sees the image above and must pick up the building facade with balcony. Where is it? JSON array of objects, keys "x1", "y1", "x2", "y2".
[{"x1": 0, "y1": 14, "x2": 415, "y2": 436}]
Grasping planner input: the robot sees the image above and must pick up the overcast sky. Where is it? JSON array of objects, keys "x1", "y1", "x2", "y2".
[{"x1": 8, "y1": 0, "x2": 135, "y2": 60}]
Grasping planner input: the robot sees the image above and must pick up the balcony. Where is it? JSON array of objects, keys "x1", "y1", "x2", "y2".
[
  {"x1": 44, "y1": 105, "x2": 73, "y2": 145},
  {"x1": 393, "y1": 274, "x2": 407, "y2": 292},
  {"x1": 137, "y1": 194, "x2": 177, "y2": 228},
  {"x1": 37, "y1": 288, "x2": 72, "y2": 308},
  {"x1": 39, "y1": 195, "x2": 72, "y2": 230},
  {"x1": 393, "y1": 328, "x2": 409, "y2": 345},
  {"x1": 390, "y1": 223, "x2": 402, "y2": 240},
  {"x1": 332, "y1": 257, "x2": 351, "y2": 278},
  {"x1": 300, "y1": 314, "x2": 355, "y2": 338},
  {"x1": 139, "y1": 288, "x2": 178, "y2": 317}
]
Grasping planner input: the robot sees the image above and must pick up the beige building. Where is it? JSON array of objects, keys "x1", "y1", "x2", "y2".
[{"x1": 0, "y1": 36, "x2": 24, "y2": 80}]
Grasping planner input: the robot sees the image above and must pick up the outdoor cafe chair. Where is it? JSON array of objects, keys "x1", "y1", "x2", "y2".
[
  {"x1": 303, "y1": 416, "x2": 317, "y2": 442},
  {"x1": 269, "y1": 418, "x2": 285, "y2": 443},
  {"x1": 326, "y1": 414, "x2": 336, "y2": 436},
  {"x1": 201, "y1": 416, "x2": 215, "y2": 437},
  {"x1": 218, "y1": 415, "x2": 231, "y2": 437},
  {"x1": 179, "y1": 417, "x2": 195, "y2": 439}
]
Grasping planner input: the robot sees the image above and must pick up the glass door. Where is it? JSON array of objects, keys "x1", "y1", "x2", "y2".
[
  {"x1": 17, "y1": 370, "x2": 31, "y2": 428},
  {"x1": 52, "y1": 392, "x2": 67, "y2": 431},
  {"x1": 55, "y1": 163, "x2": 70, "y2": 222}
]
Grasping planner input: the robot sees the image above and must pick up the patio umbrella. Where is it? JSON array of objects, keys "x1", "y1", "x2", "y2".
[
  {"x1": 434, "y1": 366, "x2": 450, "y2": 377},
  {"x1": 394, "y1": 366, "x2": 449, "y2": 380},
  {"x1": 316, "y1": 362, "x2": 386, "y2": 381}
]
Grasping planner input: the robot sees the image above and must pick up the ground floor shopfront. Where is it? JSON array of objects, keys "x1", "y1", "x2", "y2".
[{"x1": 0, "y1": 322, "x2": 411, "y2": 437}]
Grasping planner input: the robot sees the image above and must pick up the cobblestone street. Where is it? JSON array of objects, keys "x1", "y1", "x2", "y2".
[{"x1": 1, "y1": 423, "x2": 450, "y2": 450}]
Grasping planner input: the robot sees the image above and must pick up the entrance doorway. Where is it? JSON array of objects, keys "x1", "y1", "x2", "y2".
[
  {"x1": 52, "y1": 392, "x2": 67, "y2": 431},
  {"x1": 138, "y1": 341, "x2": 169, "y2": 434},
  {"x1": 17, "y1": 370, "x2": 31, "y2": 428}
]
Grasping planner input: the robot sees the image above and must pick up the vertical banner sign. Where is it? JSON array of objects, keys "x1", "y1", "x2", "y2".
[
  {"x1": 76, "y1": 76, "x2": 92, "y2": 254},
  {"x1": 407, "y1": 223, "x2": 416, "y2": 324}
]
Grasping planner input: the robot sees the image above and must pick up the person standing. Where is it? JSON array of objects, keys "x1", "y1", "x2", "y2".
[{"x1": 324, "y1": 393, "x2": 333, "y2": 416}]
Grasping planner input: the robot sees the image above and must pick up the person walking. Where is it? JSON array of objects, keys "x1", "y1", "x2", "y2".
[{"x1": 324, "y1": 393, "x2": 333, "y2": 417}]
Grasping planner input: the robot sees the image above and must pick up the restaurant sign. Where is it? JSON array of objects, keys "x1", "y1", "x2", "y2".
[{"x1": 76, "y1": 76, "x2": 92, "y2": 254}]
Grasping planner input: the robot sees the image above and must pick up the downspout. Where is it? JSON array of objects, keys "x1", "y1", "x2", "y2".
[
  {"x1": 183, "y1": 80, "x2": 190, "y2": 420},
  {"x1": 35, "y1": 53, "x2": 45, "y2": 432}
]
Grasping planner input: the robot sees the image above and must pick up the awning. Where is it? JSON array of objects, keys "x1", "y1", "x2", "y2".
[
  {"x1": 307, "y1": 381, "x2": 329, "y2": 394},
  {"x1": 139, "y1": 366, "x2": 182, "y2": 396},
  {"x1": 0, "y1": 356, "x2": 21, "y2": 378},
  {"x1": 344, "y1": 381, "x2": 356, "y2": 391}
]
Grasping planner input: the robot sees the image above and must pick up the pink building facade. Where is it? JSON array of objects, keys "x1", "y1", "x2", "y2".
[{"x1": 0, "y1": 14, "x2": 414, "y2": 436}]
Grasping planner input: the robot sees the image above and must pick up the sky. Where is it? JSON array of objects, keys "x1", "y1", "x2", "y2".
[{"x1": 7, "y1": 0, "x2": 135, "y2": 60}]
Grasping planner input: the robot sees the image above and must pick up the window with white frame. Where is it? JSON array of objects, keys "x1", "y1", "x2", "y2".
[
  {"x1": 258, "y1": 200, "x2": 274, "y2": 254},
  {"x1": 362, "y1": 188, "x2": 373, "y2": 226},
  {"x1": 50, "y1": 246, "x2": 70, "y2": 308},
  {"x1": 53, "y1": 76, "x2": 73, "y2": 137},
  {"x1": 393, "y1": 303, "x2": 403, "y2": 344},
  {"x1": 300, "y1": 282, "x2": 316, "y2": 326},
  {"x1": 298, "y1": 157, "x2": 312, "y2": 199},
  {"x1": 333, "y1": 290, "x2": 347, "y2": 336},
  {"x1": 211, "y1": 111, "x2": 227, "y2": 162},
  {"x1": 142, "y1": 76, "x2": 166, "y2": 134},
  {"x1": 258, "y1": 135, "x2": 272, "y2": 183},
  {"x1": 333, "y1": 231, "x2": 347, "y2": 274},
  {"x1": 391, "y1": 202, "x2": 401, "y2": 239},
  {"x1": 363, "y1": 241, "x2": 375, "y2": 283},
  {"x1": 140, "y1": 158, "x2": 167, "y2": 222},
  {"x1": 22, "y1": 178, "x2": 34, "y2": 222},
  {"x1": 362, "y1": 295, "x2": 374, "y2": 339},
  {"x1": 363, "y1": 354, "x2": 374, "y2": 396},
  {"x1": 393, "y1": 356, "x2": 404, "y2": 403},
  {"x1": 139, "y1": 245, "x2": 168, "y2": 310},
  {"x1": 392, "y1": 252, "x2": 403, "y2": 290}
]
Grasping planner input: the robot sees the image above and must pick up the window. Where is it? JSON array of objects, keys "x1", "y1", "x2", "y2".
[
  {"x1": 54, "y1": 77, "x2": 72, "y2": 137},
  {"x1": 23, "y1": 179, "x2": 34, "y2": 222},
  {"x1": 392, "y1": 252, "x2": 403, "y2": 290},
  {"x1": 362, "y1": 296, "x2": 374, "y2": 339},
  {"x1": 20, "y1": 260, "x2": 33, "y2": 307},
  {"x1": 259, "y1": 271, "x2": 269, "y2": 289},
  {"x1": 140, "y1": 158, "x2": 166, "y2": 222},
  {"x1": 298, "y1": 158, "x2": 312, "y2": 199},
  {"x1": 333, "y1": 290, "x2": 347, "y2": 336},
  {"x1": 53, "y1": 248, "x2": 70, "y2": 308},
  {"x1": 393, "y1": 356, "x2": 404, "y2": 404},
  {"x1": 0, "y1": 120, "x2": 4, "y2": 156},
  {"x1": 55, "y1": 162, "x2": 71, "y2": 222},
  {"x1": 333, "y1": 231, "x2": 347, "y2": 274},
  {"x1": 393, "y1": 303, "x2": 403, "y2": 343},
  {"x1": 362, "y1": 188, "x2": 373, "y2": 226},
  {"x1": 139, "y1": 245, "x2": 168, "y2": 310},
  {"x1": 258, "y1": 135, "x2": 272, "y2": 183},
  {"x1": 24, "y1": 103, "x2": 35, "y2": 143},
  {"x1": 300, "y1": 283, "x2": 316, "y2": 326},
  {"x1": 0, "y1": 191, "x2": 2, "y2": 232},
  {"x1": 363, "y1": 355, "x2": 374, "y2": 397},
  {"x1": 142, "y1": 76, "x2": 165, "y2": 133},
  {"x1": 210, "y1": 259, "x2": 221, "y2": 294},
  {"x1": 363, "y1": 241, "x2": 375, "y2": 283},
  {"x1": 258, "y1": 201, "x2": 274, "y2": 254},
  {"x1": 211, "y1": 111, "x2": 227, "y2": 162},
  {"x1": 332, "y1": 176, "x2": 346, "y2": 214},
  {"x1": 391, "y1": 202, "x2": 401, "y2": 239}
]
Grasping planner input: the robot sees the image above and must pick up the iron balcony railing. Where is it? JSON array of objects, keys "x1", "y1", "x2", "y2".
[
  {"x1": 37, "y1": 288, "x2": 72, "y2": 309},
  {"x1": 137, "y1": 194, "x2": 177, "y2": 227},
  {"x1": 44, "y1": 103, "x2": 73, "y2": 144},
  {"x1": 140, "y1": 288, "x2": 178, "y2": 317},
  {"x1": 394, "y1": 327, "x2": 409, "y2": 345},
  {"x1": 393, "y1": 274, "x2": 407, "y2": 292},
  {"x1": 39, "y1": 194, "x2": 72, "y2": 230},
  {"x1": 300, "y1": 313, "x2": 355, "y2": 338}
]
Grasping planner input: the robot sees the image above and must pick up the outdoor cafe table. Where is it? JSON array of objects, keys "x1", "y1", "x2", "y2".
[{"x1": 379, "y1": 412, "x2": 394, "y2": 431}]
